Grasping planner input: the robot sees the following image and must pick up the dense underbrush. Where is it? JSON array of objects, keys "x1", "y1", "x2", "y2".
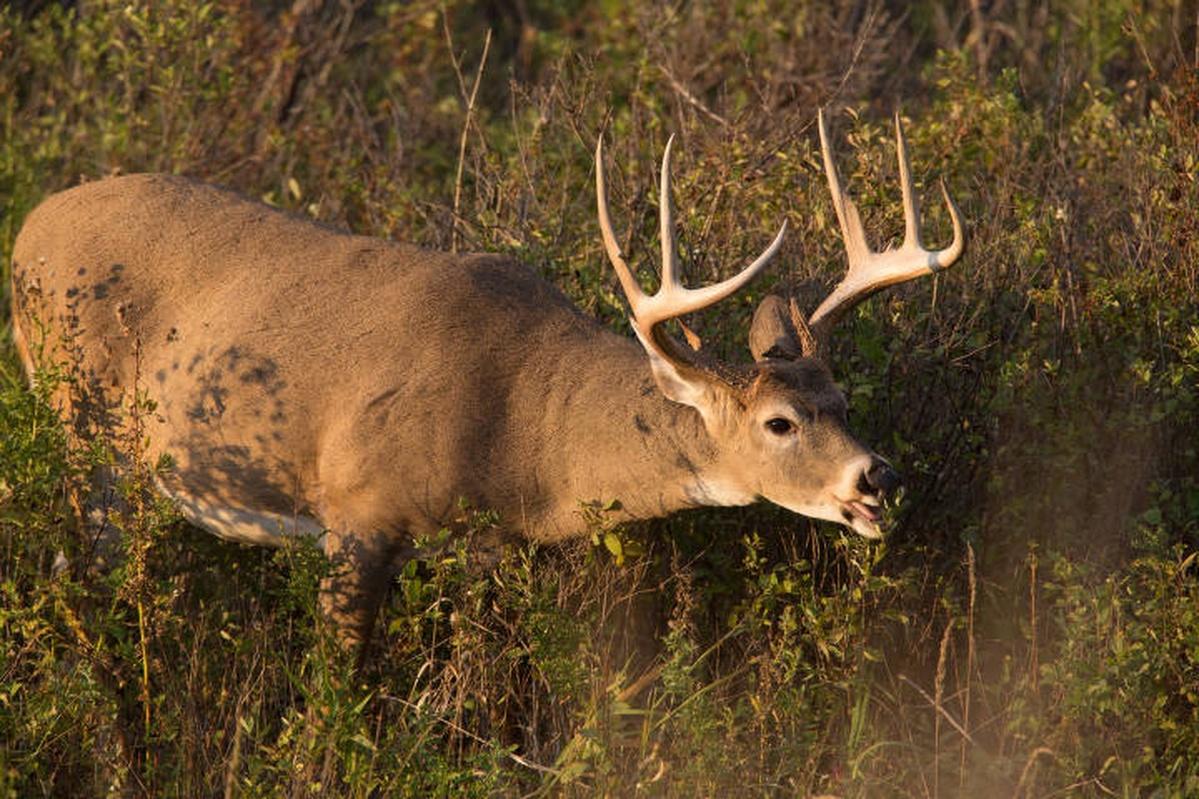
[{"x1": 1, "y1": 1, "x2": 1197, "y2": 795}]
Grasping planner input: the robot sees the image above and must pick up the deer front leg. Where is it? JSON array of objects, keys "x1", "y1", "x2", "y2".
[{"x1": 318, "y1": 526, "x2": 401, "y2": 655}]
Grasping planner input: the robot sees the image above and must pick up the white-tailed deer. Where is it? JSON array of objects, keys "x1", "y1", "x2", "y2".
[{"x1": 10, "y1": 111, "x2": 964, "y2": 645}]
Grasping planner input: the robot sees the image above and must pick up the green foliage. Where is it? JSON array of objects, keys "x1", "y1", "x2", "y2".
[
  {"x1": 1037, "y1": 543, "x2": 1199, "y2": 790},
  {"x1": 1, "y1": 1, "x2": 1198, "y2": 795}
]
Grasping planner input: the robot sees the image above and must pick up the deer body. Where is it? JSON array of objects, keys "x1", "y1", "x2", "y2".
[
  {"x1": 12, "y1": 113, "x2": 965, "y2": 645},
  {"x1": 13, "y1": 174, "x2": 745, "y2": 538}
]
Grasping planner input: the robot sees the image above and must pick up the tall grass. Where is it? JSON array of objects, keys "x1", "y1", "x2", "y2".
[{"x1": 1, "y1": 1, "x2": 1197, "y2": 795}]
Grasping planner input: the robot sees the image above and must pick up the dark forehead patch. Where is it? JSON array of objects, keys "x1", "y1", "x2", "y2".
[{"x1": 752, "y1": 359, "x2": 846, "y2": 411}]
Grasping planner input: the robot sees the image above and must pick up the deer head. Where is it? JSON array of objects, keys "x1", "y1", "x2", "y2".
[{"x1": 596, "y1": 110, "x2": 965, "y2": 538}]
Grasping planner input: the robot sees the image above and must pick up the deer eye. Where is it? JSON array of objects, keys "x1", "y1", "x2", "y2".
[{"x1": 764, "y1": 417, "x2": 794, "y2": 436}]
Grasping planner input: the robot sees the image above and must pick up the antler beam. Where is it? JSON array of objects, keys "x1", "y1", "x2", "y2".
[{"x1": 809, "y1": 109, "x2": 965, "y2": 335}]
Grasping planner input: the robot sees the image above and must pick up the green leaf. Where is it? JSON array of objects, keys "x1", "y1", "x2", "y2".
[{"x1": 603, "y1": 532, "x2": 623, "y2": 565}]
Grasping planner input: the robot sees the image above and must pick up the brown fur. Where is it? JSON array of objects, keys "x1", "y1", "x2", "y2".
[{"x1": 11, "y1": 174, "x2": 886, "y2": 644}]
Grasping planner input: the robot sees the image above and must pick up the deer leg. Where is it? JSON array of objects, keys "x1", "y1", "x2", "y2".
[
  {"x1": 59, "y1": 464, "x2": 126, "y2": 578},
  {"x1": 318, "y1": 527, "x2": 400, "y2": 656}
]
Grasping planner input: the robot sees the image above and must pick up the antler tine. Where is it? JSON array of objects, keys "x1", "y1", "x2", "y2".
[
  {"x1": 644, "y1": 133, "x2": 786, "y2": 328},
  {"x1": 817, "y1": 108, "x2": 871, "y2": 266},
  {"x1": 596, "y1": 131, "x2": 788, "y2": 371},
  {"x1": 934, "y1": 177, "x2": 966, "y2": 268},
  {"x1": 595, "y1": 135, "x2": 649, "y2": 311},
  {"x1": 808, "y1": 109, "x2": 967, "y2": 332},
  {"x1": 659, "y1": 134, "x2": 681, "y2": 290},
  {"x1": 654, "y1": 216, "x2": 787, "y2": 325},
  {"x1": 895, "y1": 113, "x2": 967, "y2": 265},
  {"x1": 895, "y1": 112, "x2": 921, "y2": 248}
]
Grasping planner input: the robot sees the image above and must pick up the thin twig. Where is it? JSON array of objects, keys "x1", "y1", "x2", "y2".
[
  {"x1": 657, "y1": 64, "x2": 728, "y2": 127},
  {"x1": 224, "y1": 711, "x2": 244, "y2": 799},
  {"x1": 382, "y1": 694, "x2": 560, "y2": 776},
  {"x1": 1013, "y1": 747, "x2": 1056, "y2": 798},
  {"x1": 824, "y1": 2, "x2": 882, "y2": 109},
  {"x1": 933, "y1": 619, "x2": 952, "y2": 798},
  {"x1": 961, "y1": 543, "x2": 976, "y2": 789},
  {"x1": 897, "y1": 674, "x2": 977, "y2": 747},
  {"x1": 444, "y1": 21, "x2": 492, "y2": 253},
  {"x1": 618, "y1": 661, "x2": 664, "y2": 703}
]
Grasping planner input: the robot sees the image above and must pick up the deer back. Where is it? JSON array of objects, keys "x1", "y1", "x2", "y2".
[{"x1": 12, "y1": 174, "x2": 670, "y2": 541}]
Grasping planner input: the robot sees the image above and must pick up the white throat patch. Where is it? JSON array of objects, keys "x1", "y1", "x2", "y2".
[{"x1": 683, "y1": 475, "x2": 755, "y2": 508}]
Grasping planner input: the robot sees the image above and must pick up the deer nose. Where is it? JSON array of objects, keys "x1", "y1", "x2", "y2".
[{"x1": 858, "y1": 458, "x2": 901, "y2": 497}]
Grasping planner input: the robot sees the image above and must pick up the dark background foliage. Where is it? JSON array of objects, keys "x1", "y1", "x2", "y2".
[{"x1": 1, "y1": 1, "x2": 1197, "y2": 795}]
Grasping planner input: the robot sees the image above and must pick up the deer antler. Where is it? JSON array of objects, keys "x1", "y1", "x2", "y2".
[
  {"x1": 809, "y1": 109, "x2": 965, "y2": 337},
  {"x1": 595, "y1": 134, "x2": 787, "y2": 376}
]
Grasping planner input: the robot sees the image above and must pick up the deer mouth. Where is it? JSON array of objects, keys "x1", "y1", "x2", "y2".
[
  {"x1": 840, "y1": 499, "x2": 884, "y2": 539},
  {"x1": 845, "y1": 500, "x2": 879, "y2": 523},
  {"x1": 769, "y1": 495, "x2": 885, "y2": 540}
]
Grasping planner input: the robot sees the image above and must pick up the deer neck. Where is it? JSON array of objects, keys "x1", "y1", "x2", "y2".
[{"x1": 534, "y1": 338, "x2": 754, "y2": 537}]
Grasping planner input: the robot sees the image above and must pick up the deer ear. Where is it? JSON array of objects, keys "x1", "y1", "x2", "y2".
[
  {"x1": 632, "y1": 325, "x2": 724, "y2": 423},
  {"x1": 749, "y1": 295, "x2": 817, "y2": 361}
]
